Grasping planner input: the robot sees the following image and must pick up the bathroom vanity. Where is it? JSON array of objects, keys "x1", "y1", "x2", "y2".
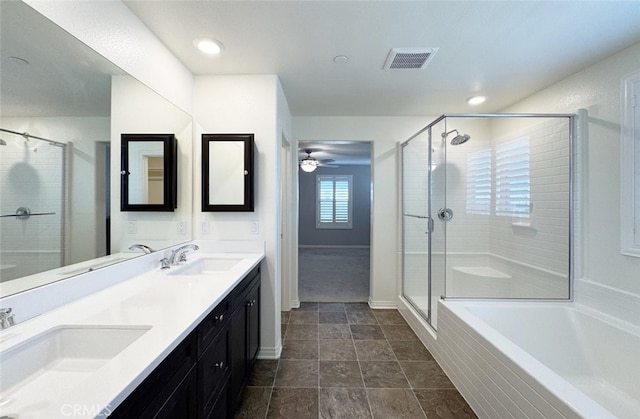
[
  {"x1": 110, "y1": 264, "x2": 260, "y2": 418},
  {"x1": 0, "y1": 241, "x2": 264, "y2": 419}
]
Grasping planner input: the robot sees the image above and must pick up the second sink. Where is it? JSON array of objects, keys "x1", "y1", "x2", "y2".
[{"x1": 169, "y1": 257, "x2": 243, "y2": 275}]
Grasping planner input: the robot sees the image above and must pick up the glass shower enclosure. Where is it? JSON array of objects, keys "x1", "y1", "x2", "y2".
[
  {"x1": 401, "y1": 114, "x2": 576, "y2": 329},
  {"x1": 0, "y1": 129, "x2": 69, "y2": 282}
]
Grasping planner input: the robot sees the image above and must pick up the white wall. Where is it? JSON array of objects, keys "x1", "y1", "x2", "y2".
[
  {"x1": 193, "y1": 75, "x2": 291, "y2": 358},
  {"x1": 293, "y1": 117, "x2": 433, "y2": 308},
  {"x1": 502, "y1": 41, "x2": 640, "y2": 295}
]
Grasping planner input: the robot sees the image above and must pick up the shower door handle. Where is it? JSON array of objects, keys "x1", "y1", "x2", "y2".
[{"x1": 403, "y1": 213, "x2": 434, "y2": 234}]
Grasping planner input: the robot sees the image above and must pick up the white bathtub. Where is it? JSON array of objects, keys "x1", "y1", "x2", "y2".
[{"x1": 438, "y1": 301, "x2": 640, "y2": 418}]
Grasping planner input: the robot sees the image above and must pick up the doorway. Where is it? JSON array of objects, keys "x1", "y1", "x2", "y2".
[{"x1": 297, "y1": 141, "x2": 372, "y2": 302}]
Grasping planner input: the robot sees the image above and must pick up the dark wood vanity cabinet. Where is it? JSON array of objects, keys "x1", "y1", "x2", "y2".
[
  {"x1": 228, "y1": 268, "x2": 261, "y2": 413},
  {"x1": 109, "y1": 265, "x2": 261, "y2": 419},
  {"x1": 109, "y1": 330, "x2": 198, "y2": 418}
]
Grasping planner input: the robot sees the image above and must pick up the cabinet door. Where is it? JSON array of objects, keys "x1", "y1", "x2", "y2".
[
  {"x1": 154, "y1": 366, "x2": 198, "y2": 419},
  {"x1": 199, "y1": 327, "x2": 229, "y2": 417},
  {"x1": 201, "y1": 134, "x2": 254, "y2": 212},
  {"x1": 246, "y1": 281, "x2": 260, "y2": 365},
  {"x1": 227, "y1": 301, "x2": 248, "y2": 413},
  {"x1": 109, "y1": 332, "x2": 197, "y2": 418}
]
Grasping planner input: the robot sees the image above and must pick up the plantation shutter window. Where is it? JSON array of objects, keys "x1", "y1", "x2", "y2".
[
  {"x1": 316, "y1": 175, "x2": 353, "y2": 229},
  {"x1": 466, "y1": 149, "x2": 492, "y2": 215},
  {"x1": 495, "y1": 137, "x2": 531, "y2": 218}
]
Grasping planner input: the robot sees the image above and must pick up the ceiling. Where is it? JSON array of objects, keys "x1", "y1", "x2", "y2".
[
  {"x1": 298, "y1": 141, "x2": 372, "y2": 166},
  {"x1": 4, "y1": 1, "x2": 640, "y2": 163},
  {"x1": 0, "y1": 1, "x2": 122, "y2": 117},
  {"x1": 124, "y1": 0, "x2": 640, "y2": 117}
]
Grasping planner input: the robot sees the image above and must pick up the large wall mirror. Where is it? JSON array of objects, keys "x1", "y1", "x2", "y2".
[
  {"x1": 202, "y1": 134, "x2": 254, "y2": 212},
  {"x1": 0, "y1": 1, "x2": 193, "y2": 297},
  {"x1": 121, "y1": 134, "x2": 177, "y2": 211}
]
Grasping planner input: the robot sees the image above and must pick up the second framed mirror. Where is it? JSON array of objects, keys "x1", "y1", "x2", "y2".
[{"x1": 202, "y1": 133, "x2": 254, "y2": 212}]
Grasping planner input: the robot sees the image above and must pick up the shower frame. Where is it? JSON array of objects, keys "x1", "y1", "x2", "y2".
[
  {"x1": 400, "y1": 112, "x2": 578, "y2": 329},
  {"x1": 0, "y1": 127, "x2": 71, "y2": 272}
]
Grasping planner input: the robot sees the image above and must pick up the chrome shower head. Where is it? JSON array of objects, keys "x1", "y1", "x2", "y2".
[
  {"x1": 450, "y1": 133, "x2": 470, "y2": 145},
  {"x1": 442, "y1": 129, "x2": 471, "y2": 145}
]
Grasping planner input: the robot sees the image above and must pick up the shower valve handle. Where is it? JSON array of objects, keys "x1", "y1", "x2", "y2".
[{"x1": 437, "y1": 208, "x2": 454, "y2": 221}]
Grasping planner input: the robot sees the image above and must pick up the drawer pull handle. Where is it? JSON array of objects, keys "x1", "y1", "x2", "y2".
[
  {"x1": 247, "y1": 299, "x2": 256, "y2": 307},
  {"x1": 214, "y1": 314, "x2": 224, "y2": 322},
  {"x1": 214, "y1": 361, "x2": 224, "y2": 369}
]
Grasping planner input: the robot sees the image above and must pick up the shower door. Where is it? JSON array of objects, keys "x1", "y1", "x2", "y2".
[
  {"x1": 401, "y1": 119, "x2": 447, "y2": 329},
  {"x1": 402, "y1": 128, "x2": 432, "y2": 324}
]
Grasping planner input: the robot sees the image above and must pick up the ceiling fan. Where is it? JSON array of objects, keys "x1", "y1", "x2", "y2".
[{"x1": 299, "y1": 149, "x2": 337, "y2": 172}]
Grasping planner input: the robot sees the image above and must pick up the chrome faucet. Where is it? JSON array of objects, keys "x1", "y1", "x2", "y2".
[
  {"x1": 169, "y1": 244, "x2": 199, "y2": 265},
  {"x1": 0, "y1": 308, "x2": 15, "y2": 330},
  {"x1": 129, "y1": 244, "x2": 154, "y2": 254}
]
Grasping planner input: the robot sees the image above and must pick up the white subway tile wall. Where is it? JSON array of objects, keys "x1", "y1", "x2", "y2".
[
  {"x1": 0, "y1": 138, "x2": 65, "y2": 280},
  {"x1": 402, "y1": 117, "x2": 571, "y2": 303}
]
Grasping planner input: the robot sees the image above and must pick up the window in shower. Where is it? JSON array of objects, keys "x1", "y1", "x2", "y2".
[
  {"x1": 466, "y1": 149, "x2": 492, "y2": 215},
  {"x1": 495, "y1": 136, "x2": 530, "y2": 218},
  {"x1": 621, "y1": 70, "x2": 640, "y2": 257},
  {"x1": 316, "y1": 175, "x2": 353, "y2": 229}
]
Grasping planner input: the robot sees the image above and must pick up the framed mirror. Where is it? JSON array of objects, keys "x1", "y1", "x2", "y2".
[
  {"x1": 121, "y1": 134, "x2": 177, "y2": 211},
  {"x1": 202, "y1": 134, "x2": 254, "y2": 212}
]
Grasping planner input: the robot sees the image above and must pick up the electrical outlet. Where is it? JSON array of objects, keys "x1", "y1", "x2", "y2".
[
  {"x1": 178, "y1": 221, "x2": 186, "y2": 235},
  {"x1": 201, "y1": 221, "x2": 210, "y2": 235},
  {"x1": 128, "y1": 221, "x2": 137, "y2": 234},
  {"x1": 250, "y1": 221, "x2": 259, "y2": 235}
]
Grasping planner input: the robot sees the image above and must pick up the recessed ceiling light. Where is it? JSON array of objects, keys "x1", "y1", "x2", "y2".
[
  {"x1": 333, "y1": 55, "x2": 349, "y2": 64},
  {"x1": 466, "y1": 96, "x2": 486, "y2": 105},
  {"x1": 193, "y1": 38, "x2": 224, "y2": 55}
]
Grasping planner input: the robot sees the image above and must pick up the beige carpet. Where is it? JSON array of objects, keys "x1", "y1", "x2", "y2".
[{"x1": 298, "y1": 247, "x2": 370, "y2": 302}]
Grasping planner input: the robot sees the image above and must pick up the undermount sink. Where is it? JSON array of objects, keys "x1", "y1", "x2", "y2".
[
  {"x1": 168, "y1": 257, "x2": 243, "y2": 276},
  {"x1": 0, "y1": 325, "x2": 150, "y2": 415}
]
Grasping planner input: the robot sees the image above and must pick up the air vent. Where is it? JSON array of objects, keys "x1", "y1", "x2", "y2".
[{"x1": 383, "y1": 47, "x2": 438, "y2": 70}]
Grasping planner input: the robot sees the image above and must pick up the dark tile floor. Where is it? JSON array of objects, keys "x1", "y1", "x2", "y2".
[{"x1": 234, "y1": 302, "x2": 477, "y2": 419}]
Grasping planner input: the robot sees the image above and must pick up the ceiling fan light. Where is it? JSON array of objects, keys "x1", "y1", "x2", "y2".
[{"x1": 300, "y1": 158, "x2": 318, "y2": 172}]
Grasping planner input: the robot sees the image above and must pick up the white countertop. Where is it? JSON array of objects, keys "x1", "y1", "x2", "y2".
[{"x1": 0, "y1": 246, "x2": 265, "y2": 419}]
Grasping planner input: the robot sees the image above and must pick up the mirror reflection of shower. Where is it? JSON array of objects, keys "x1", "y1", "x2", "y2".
[
  {"x1": 0, "y1": 127, "x2": 68, "y2": 282},
  {"x1": 442, "y1": 129, "x2": 471, "y2": 145}
]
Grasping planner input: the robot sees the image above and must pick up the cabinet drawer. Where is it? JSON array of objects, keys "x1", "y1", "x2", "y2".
[
  {"x1": 199, "y1": 327, "x2": 230, "y2": 414},
  {"x1": 198, "y1": 298, "x2": 229, "y2": 355}
]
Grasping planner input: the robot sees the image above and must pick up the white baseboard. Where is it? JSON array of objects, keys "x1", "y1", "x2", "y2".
[
  {"x1": 368, "y1": 297, "x2": 397, "y2": 309},
  {"x1": 257, "y1": 342, "x2": 282, "y2": 360}
]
